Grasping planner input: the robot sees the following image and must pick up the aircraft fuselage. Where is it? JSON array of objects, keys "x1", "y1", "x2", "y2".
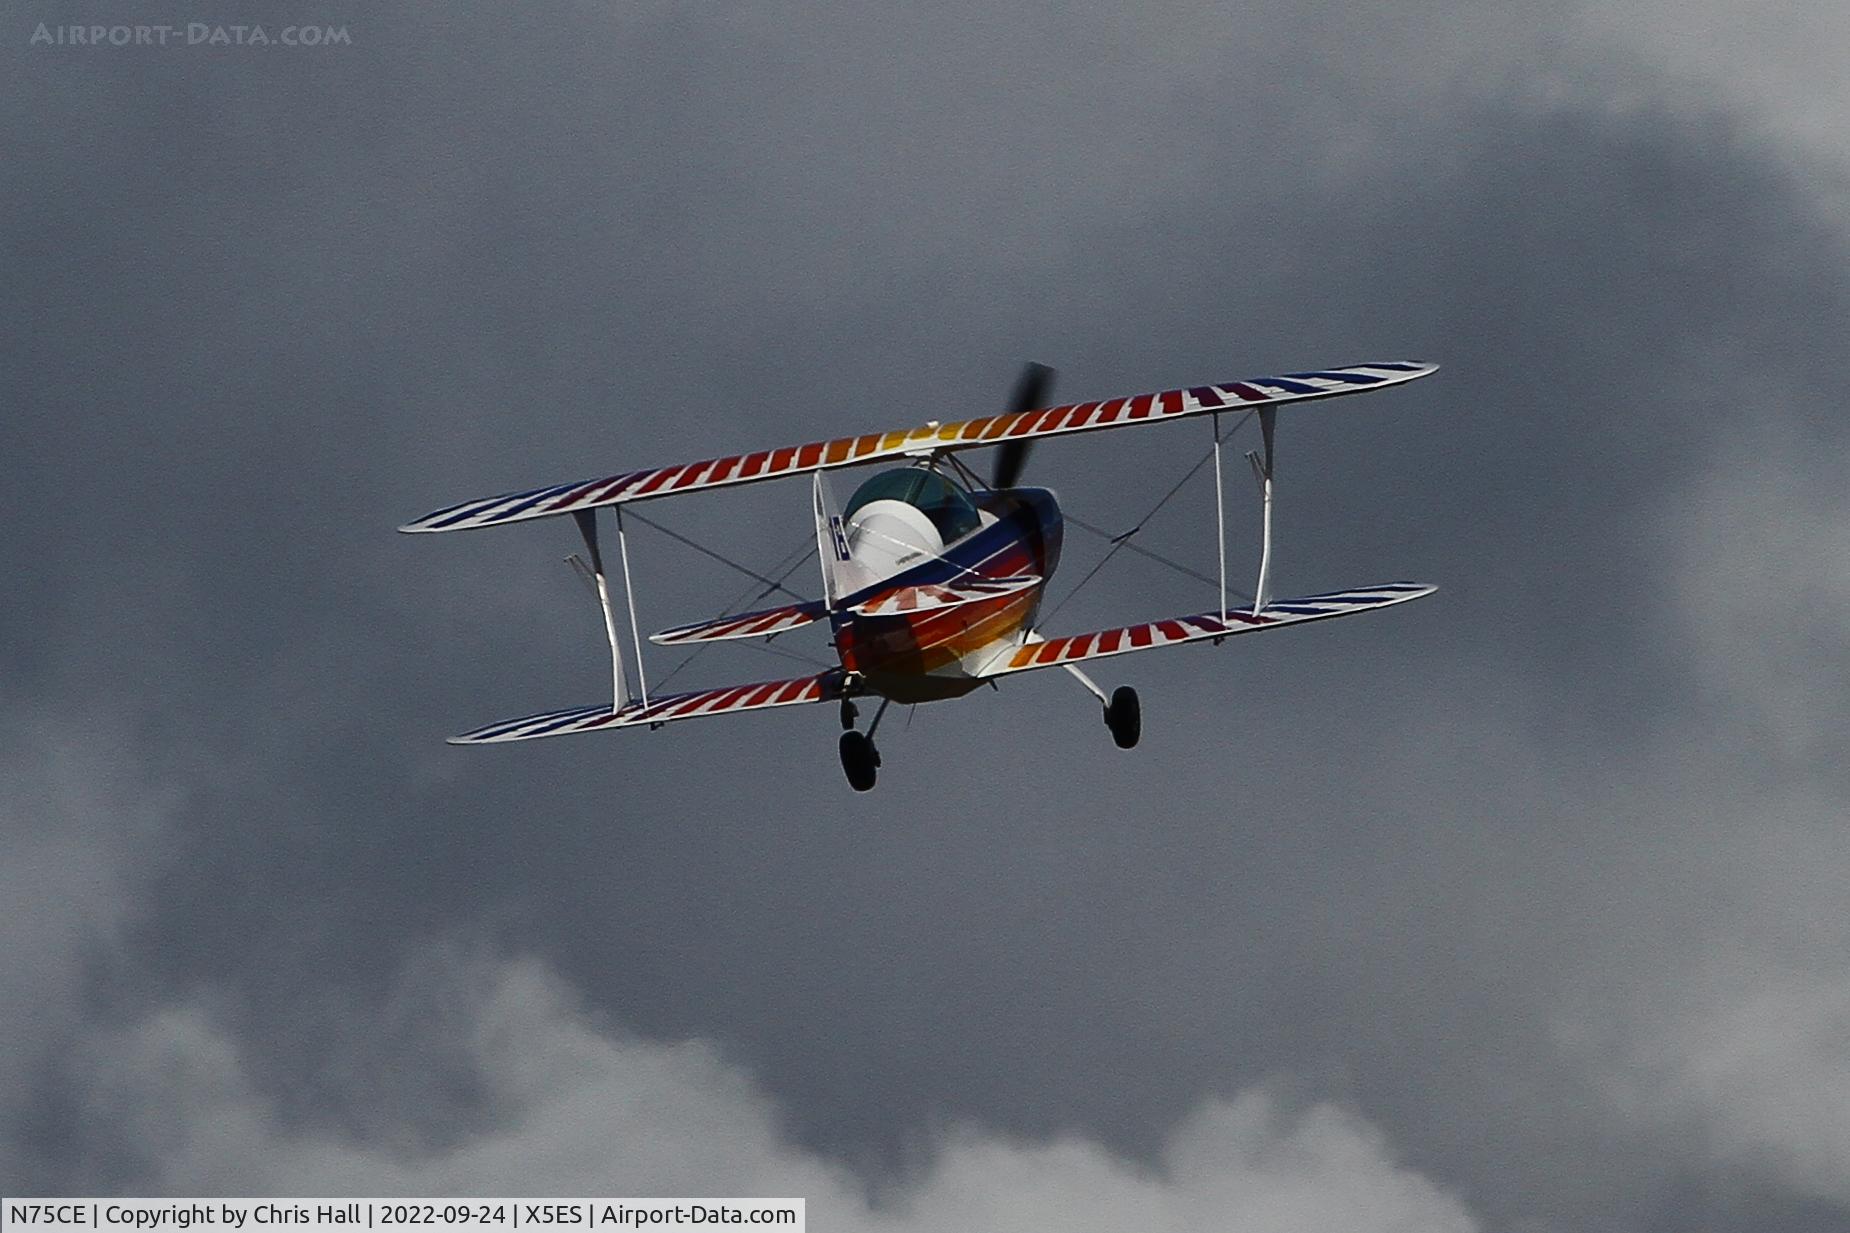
[{"x1": 831, "y1": 486, "x2": 1062, "y2": 702}]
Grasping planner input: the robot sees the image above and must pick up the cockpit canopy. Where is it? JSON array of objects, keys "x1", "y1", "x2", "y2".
[{"x1": 843, "y1": 467, "x2": 983, "y2": 545}]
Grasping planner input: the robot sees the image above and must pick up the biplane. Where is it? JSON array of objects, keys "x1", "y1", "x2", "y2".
[{"x1": 401, "y1": 360, "x2": 1436, "y2": 790}]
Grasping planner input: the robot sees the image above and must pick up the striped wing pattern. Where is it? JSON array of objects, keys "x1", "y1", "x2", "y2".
[
  {"x1": 448, "y1": 671, "x2": 845, "y2": 745},
  {"x1": 401, "y1": 362, "x2": 1435, "y2": 533},
  {"x1": 650, "y1": 600, "x2": 828, "y2": 646},
  {"x1": 979, "y1": 583, "x2": 1436, "y2": 678},
  {"x1": 848, "y1": 574, "x2": 1041, "y2": 617}
]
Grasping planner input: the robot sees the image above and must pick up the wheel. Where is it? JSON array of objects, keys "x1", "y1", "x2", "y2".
[
  {"x1": 839, "y1": 730, "x2": 879, "y2": 791},
  {"x1": 1104, "y1": 685, "x2": 1141, "y2": 749}
]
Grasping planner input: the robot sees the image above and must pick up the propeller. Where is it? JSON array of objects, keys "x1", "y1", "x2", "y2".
[{"x1": 990, "y1": 361, "x2": 1055, "y2": 490}]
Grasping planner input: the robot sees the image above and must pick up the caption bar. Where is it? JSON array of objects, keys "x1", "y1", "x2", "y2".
[{"x1": 3, "y1": 1202, "x2": 803, "y2": 1233}]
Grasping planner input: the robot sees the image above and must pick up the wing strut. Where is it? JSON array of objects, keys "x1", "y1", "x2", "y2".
[
  {"x1": 1246, "y1": 406, "x2": 1277, "y2": 615},
  {"x1": 1212, "y1": 413, "x2": 1228, "y2": 621},
  {"x1": 573, "y1": 509, "x2": 650, "y2": 712},
  {"x1": 615, "y1": 508, "x2": 650, "y2": 706}
]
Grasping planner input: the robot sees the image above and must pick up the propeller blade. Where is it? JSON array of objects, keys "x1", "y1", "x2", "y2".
[{"x1": 992, "y1": 361, "x2": 1055, "y2": 489}]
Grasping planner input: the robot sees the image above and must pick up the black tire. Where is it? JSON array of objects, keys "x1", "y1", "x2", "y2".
[
  {"x1": 1104, "y1": 685, "x2": 1141, "y2": 749},
  {"x1": 839, "y1": 730, "x2": 879, "y2": 791}
]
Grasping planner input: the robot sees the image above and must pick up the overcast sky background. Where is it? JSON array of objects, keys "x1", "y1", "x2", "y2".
[{"x1": 7, "y1": 2, "x2": 1850, "y2": 1230}]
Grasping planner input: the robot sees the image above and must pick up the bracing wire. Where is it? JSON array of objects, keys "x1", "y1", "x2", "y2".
[
  {"x1": 642, "y1": 532, "x2": 827, "y2": 692},
  {"x1": 1064, "y1": 513, "x2": 1254, "y2": 604},
  {"x1": 1041, "y1": 408, "x2": 1256, "y2": 625},
  {"x1": 623, "y1": 508, "x2": 813, "y2": 603},
  {"x1": 627, "y1": 404, "x2": 1259, "y2": 688}
]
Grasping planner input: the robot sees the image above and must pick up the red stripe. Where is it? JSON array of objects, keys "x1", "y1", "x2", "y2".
[
  {"x1": 1157, "y1": 619, "x2": 1188, "y2": 640},
  {"x1": 637, "y1": 466, "x2": 681, "y2": 495},
  {"x1": 1129, "y1": 394, "x2": 1154, "y2": 419},
  {"x1": 739, "y1": 611, "x2": 788, "y2": 634},
  {"x1": 712, "y1": 685, "x2": 758, "y2": 712},
  {"x1": 1228, "y1": 382, "x2": 1266, "y2": 402},
  {"x1": 1159, "y1": 389, "x2": 1183, "y2": 415},
  {"x1": 1131, "y1": 625, "x2": 1153, "y2": 648},
  {"x1": 796, "y1": 443, "x2": 824, "y2": 469},
  {"x1": 692, "y1": 687, "x2": 739, "y2": 713},
  {"x1": 768, "y1": 447, "x2": 797, "y2": 474},
  {"x1": 570, "y1": 473, "x2": 632, "y2": 506},
  {"x1": 582, "y1": 473, "x2": 636, "y2": 504}
]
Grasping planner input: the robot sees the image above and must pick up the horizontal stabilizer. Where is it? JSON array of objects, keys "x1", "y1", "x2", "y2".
[
  {"x1": 977, "y1": 583, "x2": 1436, "y2": 678},
  {"x1": 449, "y1": 671, "x2": 846, "y2": 744},
  {"x1": 651, "y1": 599, "x2": 828, "y2": 646},
  {"x1": 848, "y1": 574, "x2": 1041, "y2": 617}
]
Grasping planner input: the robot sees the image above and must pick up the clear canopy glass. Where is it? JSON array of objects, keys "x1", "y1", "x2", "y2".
[{"x1": 843, "y1": 467, "x2": 983, "y2": 544}]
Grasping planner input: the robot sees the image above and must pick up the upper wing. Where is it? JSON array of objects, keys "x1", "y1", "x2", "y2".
[
  {"x1": 448, "y1": 670, "x2": 845, "y2": 744},
  {"x1": 976, "y1": 583, "x2": 1435, "y2": 679},
  {"x1": 401, "y1": 361, "x2": 1435, "y2": 533}
]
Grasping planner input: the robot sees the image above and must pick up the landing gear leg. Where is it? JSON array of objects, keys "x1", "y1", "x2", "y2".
[
  {"x1": 1104, "y1": 685, "x2": 1141, "y2": 749},
  {"x1": 1059, "y1": 663, "x2": 1139, "y2": 750}
]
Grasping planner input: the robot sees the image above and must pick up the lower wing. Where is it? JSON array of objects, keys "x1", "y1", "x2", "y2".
[
  {"x1": 448, "y1": 671, "x2": 846, "y2": 744},
  {"x1": 976, "y1": 583, "x2": 1435, "y2": 678}
]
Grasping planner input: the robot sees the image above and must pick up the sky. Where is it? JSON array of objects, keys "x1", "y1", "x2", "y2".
[{"x1": 7, "y1": 2, "x2": 1850, "y2": 1230}]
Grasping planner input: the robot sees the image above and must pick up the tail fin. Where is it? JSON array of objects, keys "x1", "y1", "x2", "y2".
[{"x1": 813, "y1": 472, "x2": 875, "y2": 607}]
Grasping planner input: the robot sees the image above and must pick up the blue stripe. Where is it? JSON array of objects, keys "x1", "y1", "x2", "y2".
[
  {"x1": 1310, "y1": 369, "x2": 1385, "y2": 384},
  {"x1": 463, "y1": 705, "x2": 605, "y2": 742},
  {"x1": 477, "y1": 479, "x2": 601, "y2": 525}
]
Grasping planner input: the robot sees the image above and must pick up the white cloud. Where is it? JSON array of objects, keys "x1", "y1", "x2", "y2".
[
  {"x1": 1572, "y1": 0, "x2": 1850, "y2": 169},
  {"x1": 75, "y1": 953, "x2": 1477, "y2": 1233},
  {"x1": 1664, "y1": 439, "x2": 1850, "y2": 764},
  {"x1": 0, "y1": 714, "x2": 175, "y2": 1168},
  {"x1": 1653, "y1": 973, "x2": 1850, "y2": 1205},
  {"x1": 1543, "y1": 434, "x2": 1850, "y2": 1208}
]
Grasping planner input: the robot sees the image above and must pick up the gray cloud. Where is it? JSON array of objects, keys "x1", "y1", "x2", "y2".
[
  {"x1": 7, "y1": 2, "x2": 1850, "y2": 1230},
  {"x1": 72, "y1": 950, "x2": 1479, "y2": 1232}
]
